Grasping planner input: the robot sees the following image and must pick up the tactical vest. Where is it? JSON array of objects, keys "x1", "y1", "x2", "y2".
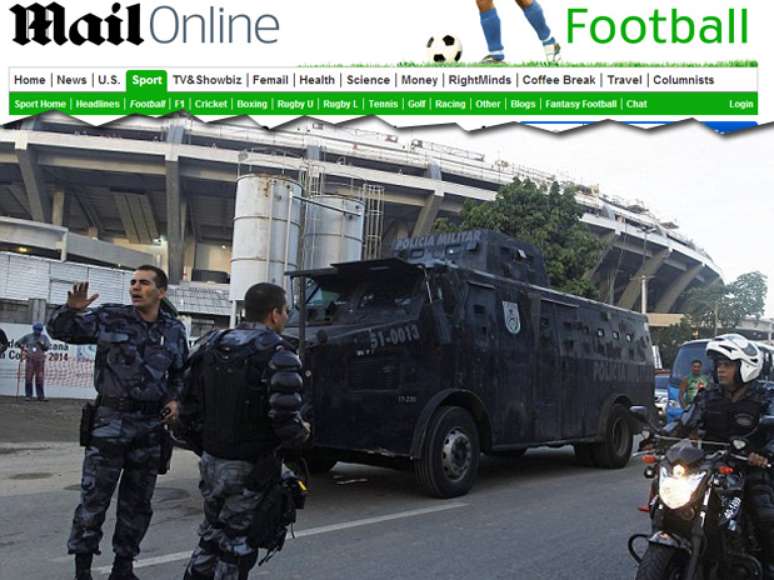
[
  {"x1": 200, "y1": 328, "x2": 279, "y2": 460},
  {"x1": 703, "y1": 393, "x2": 765, "y2": 441}
]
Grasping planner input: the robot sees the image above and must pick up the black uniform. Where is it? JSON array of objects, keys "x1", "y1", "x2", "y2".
[
  {"x1": 679, "y1": 382, "x2": 774, "y2": 567},
  {"x1": 47, "y1": 304, "x2": 188, "y2": 560},
  {"x1": 179, "y1": 322, "x2": 309, "y2": 580}
]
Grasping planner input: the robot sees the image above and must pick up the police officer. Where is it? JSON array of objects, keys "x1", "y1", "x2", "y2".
[
  {"x1": 677, "y1": 334, "x2": 774, "y2": 578},
  {"x1": 47, "y1": 266, "x2": 188, "y2": 580},
  {"x1": 179, "y1": 282, "x2": 309, "y2": 580}
]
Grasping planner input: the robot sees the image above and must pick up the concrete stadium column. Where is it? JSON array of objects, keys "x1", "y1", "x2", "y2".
[
  {"x1": 654, "y1": 263, "x2": 704, "y2": 313},
  {"x1": 165, "y1": 149, "x2": 184, "y2": 284},
  {"x1": 7, "y1": 183, "x2": 31, "y2": 217},
  {"x1": 165, "y1": 120, "x2": 186, "y2": 284},
  {"x1": 583, "y1": 232, "x2": 617, "y2": 281},
  {"x1": 617, "y1": 248, "x2": 671, "y2": 311},
  {"x1": 598, "y1": 272, "x2": 618, "y2": 305},
  {"x1": 412, "y1": 162, "x2": 444, "y2": 237},
  {"x1": 183, "y1": 235, "x2": 196, "y2": 282},
  {"x1": 14, "y1": 133, "x2": 51, "y2": 224},
  {"x1": 51, "y1": 188, "x2": 68, "y2": 227}
]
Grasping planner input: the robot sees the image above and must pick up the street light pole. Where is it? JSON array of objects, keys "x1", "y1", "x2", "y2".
[{"x1": 636, "y1": 224, "x2": 659, "y2": 315}]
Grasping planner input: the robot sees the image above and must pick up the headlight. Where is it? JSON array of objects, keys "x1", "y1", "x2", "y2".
[{"x1": 659, "y1": 466, "x2": 706, "y2": 509}]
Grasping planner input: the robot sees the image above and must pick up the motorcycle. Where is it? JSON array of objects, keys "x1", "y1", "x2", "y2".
[{"x1": 628, "y1": 405, "x2": 774, "y2": 580}]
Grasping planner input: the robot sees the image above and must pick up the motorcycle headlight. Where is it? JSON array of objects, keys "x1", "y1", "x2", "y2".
[{"x1": 659, "y1": 466, "x2": 706, "y2": 509}]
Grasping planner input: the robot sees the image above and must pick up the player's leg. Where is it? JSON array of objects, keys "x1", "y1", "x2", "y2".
[
  {"x1": 515, "y1": 0, "x2": 561, "y2": 62},
  {"x1": 476, "y1": 0, "x2": 505, "y2": 62}
]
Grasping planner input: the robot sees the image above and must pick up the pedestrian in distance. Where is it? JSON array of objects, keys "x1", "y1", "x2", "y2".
[
  {"x1": 679, "y1": 358, "x2": 711, "y2": 409},
  {"x1": 18, "y1": 321, "x2": 51, "y2": 401}
]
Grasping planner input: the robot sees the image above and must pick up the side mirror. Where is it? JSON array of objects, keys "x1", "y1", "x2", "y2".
[
  {"x1": 629, "y1": 406, "x2": 650, "y2": 424},
  {"x1": 759, "y1": 416, "x2": 774, "y2": 430}
]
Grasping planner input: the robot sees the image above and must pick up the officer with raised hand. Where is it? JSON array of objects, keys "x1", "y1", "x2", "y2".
[
  {"x1": 179, "y1": 282, "x2": 309, "y2": 580},
  {"x1": 47, "y1": 266, "x2": 188, "y2": 580}
]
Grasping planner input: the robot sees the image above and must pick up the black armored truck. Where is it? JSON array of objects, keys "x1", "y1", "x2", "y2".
[{"x1": 286, "y1": 229, "x2": 654, "y2": 498}]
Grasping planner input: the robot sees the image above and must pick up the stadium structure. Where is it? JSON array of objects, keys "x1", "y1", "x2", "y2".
[{"x1": 0, "y1": 114, "x2": 729, "y2": 335}]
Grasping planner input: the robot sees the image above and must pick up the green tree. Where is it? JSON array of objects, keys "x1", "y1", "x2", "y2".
[
  {"x1": 651, "y1": 318, "x2": 695, "y2": 369},
  {"x1": 684, "y1": 271, "x2": 768, "y2": 334},
  {"x1": 433, "y1": 179, "x2": 602, "y2": 298}
]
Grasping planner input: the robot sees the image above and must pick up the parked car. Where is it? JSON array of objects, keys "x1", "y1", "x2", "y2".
[{"x1": 653, "y1": 373, "x2": 670, "y2": 421}]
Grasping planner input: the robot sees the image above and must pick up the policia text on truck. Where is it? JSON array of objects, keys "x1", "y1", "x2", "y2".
[{"x1": 287, "y1": 230, "x2": 654, "y2": 498}]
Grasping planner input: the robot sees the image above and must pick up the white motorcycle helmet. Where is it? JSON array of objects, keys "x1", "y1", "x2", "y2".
[{"x1": 705, "y1": 333, "x2": 763, "y2": 384}]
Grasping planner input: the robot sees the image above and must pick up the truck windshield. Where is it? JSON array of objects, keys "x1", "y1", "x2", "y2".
[{"x1": 291, "y1": 270, "x2": 422, "y2": 325}]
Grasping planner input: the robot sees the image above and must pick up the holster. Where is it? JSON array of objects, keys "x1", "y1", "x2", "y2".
[
  {"x1": 158, "y1": 427, "x2": 174, "y2": 475},
  {"x1": 248, "y1": 454, "x2": 282, "y2": 491},
  {"x1": 79, "y1": 402, "x2": 96, "y2": 448}
]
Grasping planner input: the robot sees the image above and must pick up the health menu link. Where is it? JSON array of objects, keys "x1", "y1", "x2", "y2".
[{"x1": 8, "y1": 92, "x2": 758, "y2": 116}]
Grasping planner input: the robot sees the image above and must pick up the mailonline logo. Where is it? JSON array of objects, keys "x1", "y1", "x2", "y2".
[{"x1": 10, "y1": 2, "x2": 143, "y2": 46}]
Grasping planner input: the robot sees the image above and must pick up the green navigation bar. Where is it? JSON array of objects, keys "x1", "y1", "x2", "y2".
[{"x1": 9, "y1": 91, "x2": 758, "y2": 116}]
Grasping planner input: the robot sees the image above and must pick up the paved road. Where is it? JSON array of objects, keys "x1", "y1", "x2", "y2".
[{"x1": 0, "y1": 442, "x2": 652, "y2": 579}]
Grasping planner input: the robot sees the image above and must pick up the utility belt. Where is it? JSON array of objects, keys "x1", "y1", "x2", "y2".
[
  {"x1": 97, "y1": 395, "x2": 164, "y2": 415},
  {"x1": 79, "y1": 396, "x2": 174, "y2": 474}
]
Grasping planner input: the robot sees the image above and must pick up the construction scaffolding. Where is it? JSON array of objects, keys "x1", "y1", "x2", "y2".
[{"x1": 360, "y1": 183, "x2": 384, "y2": 260}]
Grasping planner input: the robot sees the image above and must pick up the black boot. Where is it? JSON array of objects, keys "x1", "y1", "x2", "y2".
[
  {"x1": 764, "y1": 562, "x2": 774, "y2": 580},
  {"x1": 237, "y1": 553, "x2": 258, "y2": 580},
  {"x1": 108, "y1": 555, "x2": 139, "y2": 580},
  {"x1": 74, "y1": 554, "x2": 93, "y2": 580}
]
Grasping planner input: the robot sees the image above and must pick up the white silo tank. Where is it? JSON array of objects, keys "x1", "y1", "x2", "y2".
[
  {"x1": 302, "y1": 196, "x2": 365, "y2": 270},
  {"x1": 230, "y1": 174, "x2": 302, "y2": 301}
]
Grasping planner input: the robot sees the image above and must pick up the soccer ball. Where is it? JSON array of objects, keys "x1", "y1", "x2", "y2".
[{"x1": 426, "y1": 34, "x2": 463, "y2": 63}]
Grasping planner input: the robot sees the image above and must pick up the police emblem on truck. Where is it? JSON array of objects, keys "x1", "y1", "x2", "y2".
[{"x1": 502, "y1": 301, "x2": 521, "y2": 335}]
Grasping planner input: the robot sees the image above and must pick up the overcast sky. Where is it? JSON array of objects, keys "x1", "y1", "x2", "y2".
[{"x1": 344, "y1": 119, "x2": 774, "y2": 317}]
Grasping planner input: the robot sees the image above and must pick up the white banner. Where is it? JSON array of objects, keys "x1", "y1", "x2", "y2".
[{"x1": 0, "y1": 323, "x2": 97, "y2": 400}]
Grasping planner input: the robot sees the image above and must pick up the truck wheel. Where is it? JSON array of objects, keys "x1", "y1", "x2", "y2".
[
  {"x1": 414, "y1": 406, "x2": 480, "y2": 498},
  {"x1": 592, "y1": 404, "x2": 633, "y2": 468}
]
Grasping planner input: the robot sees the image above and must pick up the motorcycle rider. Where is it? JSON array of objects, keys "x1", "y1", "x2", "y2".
[{"x1": 675, "y1": 334, "x2": 774, "y2": 578}]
